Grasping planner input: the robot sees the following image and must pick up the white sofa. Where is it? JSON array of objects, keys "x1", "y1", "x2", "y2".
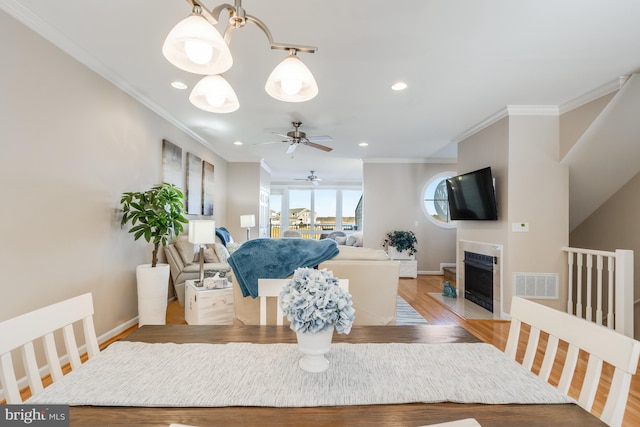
[{"x1": 232, "y1": 245, "x2": 400, "y2": 326}]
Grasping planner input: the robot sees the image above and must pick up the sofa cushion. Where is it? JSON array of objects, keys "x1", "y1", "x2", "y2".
[
  {"x1": 213, "y1": 242, "x2": 231, "y2": 263},
  {"x1": 332, "y1": 245, "x2": 389, "y2": 261},
  {"x1": 346, "y1": 233, "x2": 363, "y2": 247},
  {"x1": 194, "y1": 246, "x2": 220, "y2": 263},
  {"x1": 175, "y1": 234, "x2": 197, "y2": 265}
]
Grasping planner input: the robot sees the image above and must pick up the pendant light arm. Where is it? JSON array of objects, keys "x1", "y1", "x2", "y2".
[{"x1": 186, "y1": 0, "x2": 317, "y2": 53}]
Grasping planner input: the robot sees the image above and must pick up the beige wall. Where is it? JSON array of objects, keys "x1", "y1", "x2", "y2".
[
  {"x1": 457, "y1": 114, "x2": 569, "y2": 315},
  {"x1": 559, "y1": 92, "x2": 616, "y2": 159},
  {"x1": 362, "y1": 162, "x2": 457, "y2": 273},
  {"x1": 227, "y1": 162, "x2": 269, "y2": 242},
  {"x1": 507, "y1": 115, "x2": 568, "y2": 312},
  {"x1": 0, "y1": 11, "x2": 228, "y2": 337}
]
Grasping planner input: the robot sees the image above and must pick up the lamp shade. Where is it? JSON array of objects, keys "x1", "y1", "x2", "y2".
[
  {"x1": 162, "y1": 9, "x2": 233, "y2": 75},
  {"x1": 188, "y1": 220, "x2": 216, "y2": 244},
  {"x1": 240, "y1": 214, "x2": 256, "y2": 228},
  {"x1": 265, "y1": 53, "x2": 318, "y2": 102},
  {"x1": 189, "y1": 75, "x2": 240, "y2": 113}
]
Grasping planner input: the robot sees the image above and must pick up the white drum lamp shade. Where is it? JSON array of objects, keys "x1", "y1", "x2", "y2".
[
  {"x1": 188, "y1": 220, "x2": 216, "y2": 283},
  {"x1": 241, "y1": 214, "x2": 256, "y2": 240}
]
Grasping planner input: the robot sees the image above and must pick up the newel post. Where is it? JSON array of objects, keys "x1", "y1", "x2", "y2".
[{"x1": 615, "y1": 249, "x2": 634, "y2": 337}]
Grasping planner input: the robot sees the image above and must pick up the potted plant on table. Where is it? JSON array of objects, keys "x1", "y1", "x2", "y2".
[
  {"x1": 120, "y1": 183, "x2": 188, "y2": 326},
  {"x1": 383, "y1": 230, "x2": 418, "y2": 259},
  {"x1": 279, "y1": 268, "x2": 355, "y2": 373}
]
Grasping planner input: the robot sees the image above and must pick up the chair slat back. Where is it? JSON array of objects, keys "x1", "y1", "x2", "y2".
[
  {"x1": 258, "y1": 279, "x2": 349, "y2": 326},
  {"x1": 505, "y1": 296, "x2": 640, "y2": 427},
  {"x1": 0, "y1": 293, "x2": 99, "y2": 403}
]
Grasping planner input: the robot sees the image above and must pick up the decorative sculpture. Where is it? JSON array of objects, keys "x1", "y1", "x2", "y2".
[{"x1": 442, "y1": 281, "x2": 457, "y2": 298}]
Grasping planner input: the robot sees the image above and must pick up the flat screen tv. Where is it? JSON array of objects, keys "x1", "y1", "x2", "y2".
[{"x1": 446, "y1": 167, "x2": 498, "y2": 221}]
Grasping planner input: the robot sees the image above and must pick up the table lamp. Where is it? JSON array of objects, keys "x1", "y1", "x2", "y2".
[
  {"x1": 240, "y1": 214, "x2": 255, "y2": 241},
  {"x1": 188, "y1": 220, "x2": 216, "y2": 284}
]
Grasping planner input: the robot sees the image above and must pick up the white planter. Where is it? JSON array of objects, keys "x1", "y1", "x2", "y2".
[
  {"x1": 136, "y1": 264, "x2": 170, "y2": 327},
  {"x1": 388, "y1": 246, "x2": 415, "y2": 260},
  {"x1": 296, "y1": 327, "x2": 334, "y2": 373}
]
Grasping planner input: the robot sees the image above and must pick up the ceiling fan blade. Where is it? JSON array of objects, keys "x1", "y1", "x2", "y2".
[
  {"x1": 305, "y1": 141, "x2": 333, "y2": 152},
  {"x1": 273, "y1": 133, "x2": 290, "y2": 138},
  {"x1": 307, "y1": 135, "x2": 333, "y2": 142},
  {"x1": 286, "y1": 143, "x2": 298, "y2": 154}
]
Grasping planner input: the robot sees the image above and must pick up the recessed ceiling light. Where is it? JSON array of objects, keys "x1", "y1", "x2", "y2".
[
  {"x1": 171, "y1": 81, "x2": 188, "y2": 90},
  {"x1": 233, "y1": 141, "x2": 243, "y2": 146},
  {"x1": 359, "y1": 142, "x2": 369, "y2": 147},
  {"x1": 391, "y1": 81, "x2": 407, "y2": 91}
]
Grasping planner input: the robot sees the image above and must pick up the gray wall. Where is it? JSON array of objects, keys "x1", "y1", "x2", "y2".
[
  {"x1": 0, "y1": 11, "x2": 228, "y2": 338},
  {"x1": 362, "y1": 162, "x2": 457, "y2": 273}
]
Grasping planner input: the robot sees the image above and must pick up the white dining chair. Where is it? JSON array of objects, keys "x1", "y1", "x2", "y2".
[
  {"x1": 0, "y1": 293, "x2": 100, "y2": 403},
  {"x1": 258, "y1": 278, "x2": 348, "y2": 325},
  {"x1": 505, "y1": 296, "x2": 640, "y2": 427}
]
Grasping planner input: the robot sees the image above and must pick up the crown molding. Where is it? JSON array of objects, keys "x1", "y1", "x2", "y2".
[
  {"x1": 453, "y1": 76, "x2": 631, "y2": 144},
  {"x1": 452, "y1": 108, "x2": 509, "y2": 144},
  {"x1": 363, "y1": 158, "x2": 456, "y2": 164},
  {"x1": 506, "y1": 105, "x2": 559, "y2": 116},
  {"x1": 0, "y1": 0, "x2": 227, "y2": 160},
  {"x1": 558, "y1": 76, "x2": 628, "y2": 114}
]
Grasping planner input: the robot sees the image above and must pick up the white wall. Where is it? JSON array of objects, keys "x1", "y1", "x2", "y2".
[
  {"x1": 362, "y1": 162, "x2": 457, "y2": 273},
  {"x1": 0, "y1": 11, "x2": 228, "y2": 336}
]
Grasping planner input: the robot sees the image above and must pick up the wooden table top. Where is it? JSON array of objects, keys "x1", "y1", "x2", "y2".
[{"x1": 69, "y1": 325, "x2": 604, "y2": 427}]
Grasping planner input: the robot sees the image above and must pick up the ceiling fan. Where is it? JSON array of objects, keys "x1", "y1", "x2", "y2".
[
  {"x1": 295, "y1": 171, "x2": 324, "y2": 185},
  {"x1": 273, "y1": 121, "x2": 333, "y2": 154}
]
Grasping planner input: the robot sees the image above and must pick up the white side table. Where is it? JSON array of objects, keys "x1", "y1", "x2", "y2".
[
  {"x1": 185, "y1": 280, "x2": 234, "y2": 325},
  {"x1": 387, "y1": 249, "x2": 418, "y2": 278}
]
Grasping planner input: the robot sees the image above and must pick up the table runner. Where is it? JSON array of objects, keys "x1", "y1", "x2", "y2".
[{"x1": 28, "y1": 342, "x2": 574, "y2": 407}]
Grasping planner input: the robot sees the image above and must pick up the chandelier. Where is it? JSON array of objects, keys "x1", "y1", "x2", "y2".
[{"x1": 163, "y1": 0, "x2": 318, "y2": 113}]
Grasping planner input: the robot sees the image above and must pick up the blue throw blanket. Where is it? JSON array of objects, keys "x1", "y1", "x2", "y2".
[
  {"x1": 215, "y1": 227, "x2": 232, "y2": 246},
  {"x1": 228, "y1": 238, "x2": 340, "y2": 298}
]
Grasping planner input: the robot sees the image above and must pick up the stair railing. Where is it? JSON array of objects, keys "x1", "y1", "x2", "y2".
[{"x1": 562, "y1": 247, "x2": 634, "y2": 337}]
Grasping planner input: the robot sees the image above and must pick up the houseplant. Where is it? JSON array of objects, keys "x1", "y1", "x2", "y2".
[
  {"x1": 279, "y1": 267, "x2": 355, "y2": 372},
  {"x1": 383, "y1": 230, "x2": 418, "y2": 259},
  {"x1": 120, "y1": 183, "x2": 188, "y2": 326}
]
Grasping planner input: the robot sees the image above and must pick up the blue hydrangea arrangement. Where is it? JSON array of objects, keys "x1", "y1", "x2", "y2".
[{"x1": 279, "y1": 268, "x2": 355, "y2": 334}]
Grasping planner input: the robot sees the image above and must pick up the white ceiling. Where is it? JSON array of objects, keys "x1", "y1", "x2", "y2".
[{"x1": 3, "y1": 0, "x2": 640, "y2": 185}]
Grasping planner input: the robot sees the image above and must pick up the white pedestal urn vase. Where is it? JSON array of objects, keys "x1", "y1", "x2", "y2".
[
  {"x1": 136, "y1": 264, "x2": 170, "y2": 326},
  {"x1": 295, "y1": 327, "x2": 334, "y2": 373},
  {"x1": 280, "y1": 268, "x2": 355, "y2": 374}
]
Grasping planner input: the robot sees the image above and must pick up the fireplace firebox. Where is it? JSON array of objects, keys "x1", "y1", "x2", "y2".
[{"x1": 464, "y1": 251, "x2": 495, "y2": 312}]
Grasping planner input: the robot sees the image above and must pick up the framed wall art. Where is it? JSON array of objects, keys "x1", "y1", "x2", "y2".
[
  {"x1": 202, "y1": 160, "x2": 215, "y2": 216},
  {"x1": 162, "y1": 139, "x2": 182, "y2": 188},
  {"x1": 186, "y1": 153, "x2": 202, "y2": 215}
]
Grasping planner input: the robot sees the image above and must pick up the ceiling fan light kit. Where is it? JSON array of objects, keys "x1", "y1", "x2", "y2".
[{"x1": 163, "y1": 0, "x2": 318, "y2": 112}]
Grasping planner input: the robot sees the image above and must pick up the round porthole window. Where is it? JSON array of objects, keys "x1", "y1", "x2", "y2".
[{"x1": 422, "y1": 171, "x2": 456, "y2": 228}]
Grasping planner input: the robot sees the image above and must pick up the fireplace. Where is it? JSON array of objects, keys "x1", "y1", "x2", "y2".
[{"x1": 464, "y1": 251, "x2": 495, "y2": 312}]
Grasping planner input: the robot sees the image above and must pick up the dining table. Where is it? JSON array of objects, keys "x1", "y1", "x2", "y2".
[{"x1": 64, "y1": 324, "x2": 605, "y2": 427}]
